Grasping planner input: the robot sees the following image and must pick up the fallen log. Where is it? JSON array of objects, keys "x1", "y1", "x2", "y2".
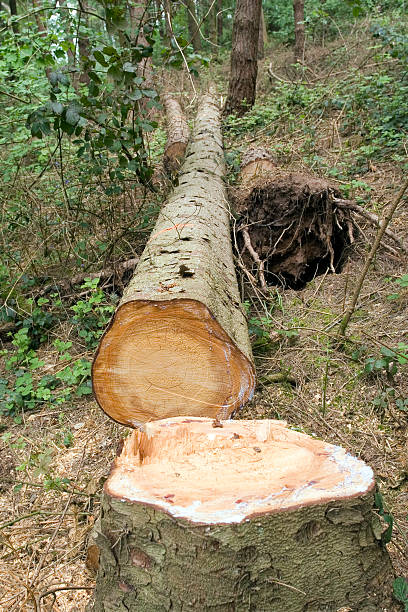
[
  {"x1": 92, "y1": 92, "x2": 255, "y2": 428},
  {"x1": 90, "y1": 417, "x2": 395, "y2": 611},
  {"x1": 235, "y1": 148, "x2": 355, "y2": 289},
  {"x1": 162, "y1": 94, "x2": 190, "y2": 177}
]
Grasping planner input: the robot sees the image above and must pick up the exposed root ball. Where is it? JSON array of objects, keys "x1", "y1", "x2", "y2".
[{"x1": 236, "y1": 172, "x2": 355, "y2": 289}]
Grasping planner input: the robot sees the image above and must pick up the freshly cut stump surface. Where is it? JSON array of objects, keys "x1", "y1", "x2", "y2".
[
  {"x1": 91, "y1": 417, "x2": 394, "y2": 611},
  {"x1": 93, "y1": 93, "x2": 255, "y2": 427}
]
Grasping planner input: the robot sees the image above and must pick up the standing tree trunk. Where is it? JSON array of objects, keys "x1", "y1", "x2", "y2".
[
  {"x1": 163, "y1": 0, "x2": 173, "y2": 46},
  {"x1": 9, "y1": 0, "x2": 18, "y2": 32},
  {"x1": 206, "y1": 0, "x2": 217, "y2": 50},
  {"x1": 78, "y1": 3, "x2": 90, "y2": 85},
  {"x1": 185, "y1": 0, "x2": 201, "y2": 51},
  {"x1": 202, "y1": 0, "x2": 210, "y2": 41},
  {"x1": 216, "y1": 0, "x2": 223, "y2": 44},
  {"x1": 90, "y1": 417, "x2": 395, "y2": 611},
  {"x1": 92, "y1": 91, "x2": 255, "y2": 428},
  {"x1": 258, "y1": 6, "x2": 267, "y2": 59},
  {"x1": 224, "y1": 0, "x2": 262, "y2": 117},
  {"x1": 32, "y1": 0, "x2": 47, "y2": 35},
  {"x1": 293, "y1": 0, "x2": 305, "y2": 63},
  {"x1": 130, "y1": 0, "x2": 153, "y2": 85}
]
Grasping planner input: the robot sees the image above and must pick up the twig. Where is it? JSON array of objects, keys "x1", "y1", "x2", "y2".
[
  {"x1": 339, "y1": 177, "x2": 408, "y2": 337},
  {"x1": 39, "y1": 585, "x2": 94, "y2": 606},
  {"x1": 242, "y1": 228, "x2": 268, "y2": 291},
  {"x1": 0, "y1": 88, "x2": 30, "y2": 104},
  {"x1": 267, "y1": 63, "x2": 291, "y2": 84}
]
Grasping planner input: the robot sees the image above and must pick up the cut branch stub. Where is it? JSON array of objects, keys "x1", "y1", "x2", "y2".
[
  {"x1": 162, "y1": 94, "x2": 190, "y2": 176},
  {"x1": 92, "y1": 92, "x2": 255, "y2": 428},
  {"x1": 235, "y1": 147, "x2": 355, "y2": 289},
  {"x1": 91, "y1": 417, "x2": 395, "y2": 611}
]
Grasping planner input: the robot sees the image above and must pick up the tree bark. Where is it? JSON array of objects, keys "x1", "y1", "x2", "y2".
[
  {"x1": 257, "y1": 7, "x2": 267, "y2": 60},
  {"x1": 130, "y1": 0, "x2": 153, "y2": 86},
  {"x1": 78, "y1": 3, "x2": 90, "y2": 85},
  {"x1": 209, "y1": 0, "x2": 217, "y2": 49},
  {"x1": 92, "y1": 91, "x2": 255, "y2": 428},
  {"x1": 185, "y1": 0, "x2": 201, "y2": 52},
  {"x1": 235, "y1": 147, "x2": 355, "y2": 289},
  {"x1": 216, "y1": 0, "x2": 223, "y2": 44},
  {"x1": 32, "y1": 0, "x2": 46, "y2": 35},
  {"x1": 90, "y1": 417, "x2": 395, "y2": 611},
  {"x1": 9, "y1": 0, "x2": 18, "y2": 32},
  {"x1": 293, "y1": 0, "x2": 305, "y2": 63},
  {"x1": 163, "y1": 0, "x2": 173, "y2": 46},
  {"x1": 162, "y1": 94, "x2": 190, "y2": 177},
  {"x1": 224, "y1": 0, "x2": 262, "y2": 117}
]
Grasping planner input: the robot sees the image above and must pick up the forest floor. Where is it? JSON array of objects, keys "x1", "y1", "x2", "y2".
[{"x1": 1, "y1": 16, "x2": 407, "y2": 612}]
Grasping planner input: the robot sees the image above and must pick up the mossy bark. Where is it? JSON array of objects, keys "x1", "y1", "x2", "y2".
[{"x1": 90, "y1": 491, "x2": 395, "y2": 611}]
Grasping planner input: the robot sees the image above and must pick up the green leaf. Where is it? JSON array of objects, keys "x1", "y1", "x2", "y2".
[
  {"x1": 93, "y1": 50, "x2": 108, "y2": 66},
  {"x1": 393, "y1": 577, "x2": 408, "y2": 603},
  {"x1": 51, "y1": 102, "x2": 64, "y2": 115},
  {"x1": 128, "y1": 89, "x2": 142, "y2": 101},
  {"x1": 396, "y1": 274, "x2": 408, "y2": 288},
  {"x1": 141, "y1": 89, "x2": 157, "y2": 98},
  {"x1": 49, "y1": 71, "x2": 59, "y2": 86},
  {"x1": 382, "y1": 513, "x2": 393, "y2": 543},
  {"x1": 88, "y1": 71, "x2": 102, "y2": 84},
  {"x1": 103, "y1": 46, "x2": 117, "y2": 56},
  {"x1": 66, "y1": 106, "x2": 80, "y2": 126},
  {"x1": 375, "y1": 359, "x2": 387, "y2": 369},
  {"x1": 380, "y1": 347, "x2": 396, "y2": 358},
  {"x1": 374, "y1": 491, "x2": 384, "y2": 512}
]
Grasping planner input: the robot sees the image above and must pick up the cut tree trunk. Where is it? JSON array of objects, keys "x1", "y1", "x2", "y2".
[
  {"x1": 224, "y1": 0, "x2": 262, "y2": 117},
  {"x1": 92, "y1": 92, "x2": 255, "y2": 428},
  {"x1": 162, "y1": 94, "x2": 190, "y2": 177},
  {"x1": 235, "y1": 147, "x2": 355, "y2": 289},
  {"x1": 293, "y1": 0, "x2": 305, "y2": 63},
  {"x1": 90, "y1": 417, "x2": 395, "y2": 611}
]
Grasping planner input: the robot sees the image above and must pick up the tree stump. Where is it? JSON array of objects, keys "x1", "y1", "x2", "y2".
[
  {"x1": 90, "y1": 417, "x2": 395, "y2": 611},
  {"x1": 92, "y1": 92, "x2": 255, "y2": 428},
  {"x1": 235, "y1": 148, "x2": 355, "y2": 289},
  {"x1": 162, "y1": 94, "x2": 190, "y2": 177}
]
